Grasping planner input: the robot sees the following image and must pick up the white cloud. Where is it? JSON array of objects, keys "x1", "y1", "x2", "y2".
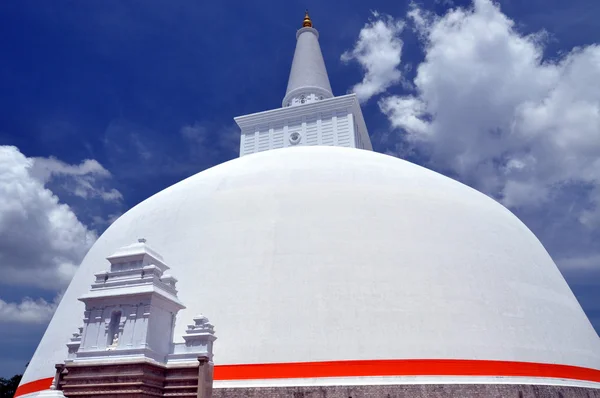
[
  {"x1": 0, "y1": 295, "x2": 62, "y2": 324},
  {"x1": 557, "y1": 254, "x2": 600, "y2": 272},
  {"x1": 103, "y1": 119, "x2": 239, "y2": 180},
  {"x1": 0, "y1": 146, "x2": 98, "y2": 290},
  {"x1": 31, "y1": 156, "x2": 123, "y2": 202},
  {"x1": 31, "y1": 157, "x2": 110, "y2": 181},
  {"x1": 341, "y1": 12, "x2": 405, "y2": 103},
  {"x1": 91, "y1": 212, "x2": 122, "y2": 229},
  {"x1": 372, "y1": 0, "x2": 600, "y2": 227},
  {"x1": 345, "y1": 0, "x2": 600, "y2": 334},
  {"x1": 181, "y1": 121, "x2": 240, "y2": 161}
]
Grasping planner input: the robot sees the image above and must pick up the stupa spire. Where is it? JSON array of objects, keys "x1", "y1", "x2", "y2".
[
  {"x1": 234, "y1": 11, "x2": 373, "y2": 156},
  {"x1": 282, "y1": 11, "x2": 333, "y2": 107},
  {"x1": 302, "y1": 10, "x2": 313, "y2": 28}
]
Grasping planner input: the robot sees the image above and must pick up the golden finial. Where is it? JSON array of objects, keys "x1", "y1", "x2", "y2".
[{"x1": 302, "y1": 9, "x2": 313, "y2": 28}]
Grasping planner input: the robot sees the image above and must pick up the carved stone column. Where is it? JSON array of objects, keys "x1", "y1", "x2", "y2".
[
  {"x1": 197, "y1": 355, "x2": 213, "y2": 398},
  {"x1": 36, "y1": 365, "x2": 66, "y2": 398},
  {"x1": 53, "y1": 364, "x2": 65, "y2": 390}
]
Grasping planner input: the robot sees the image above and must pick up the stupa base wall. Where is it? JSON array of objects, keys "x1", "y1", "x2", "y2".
[
  {"x1": 57, "y1": 361, "x2": 200, "y2": 398},
  {"x1": 212, "y1": 384, "x2": 600, "y2": 398},
  {"x1": 47, "y1": 361, "x2": 600, "y2": 398}
]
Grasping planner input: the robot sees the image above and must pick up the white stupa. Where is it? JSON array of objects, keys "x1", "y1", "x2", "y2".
[{"x1": 17, "y1": 11, "x2": 600, "y2": 398}]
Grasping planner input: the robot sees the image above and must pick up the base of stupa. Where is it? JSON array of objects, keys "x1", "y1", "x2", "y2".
[
  {"x1": 56, "y1": 361, "x2": 202, "y2": 397},
  {"x1": 32, "y1": 360, "x2": 600, "y2": 398}
]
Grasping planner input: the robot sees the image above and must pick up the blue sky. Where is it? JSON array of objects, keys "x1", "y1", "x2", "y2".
[{"x1": 1, "y1": 0, "x2": 600, "y2": 378}]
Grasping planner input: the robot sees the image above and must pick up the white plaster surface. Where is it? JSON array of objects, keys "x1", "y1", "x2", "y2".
[
  {"x1": 21, "y1": 146, "x2": 600, "y2": 387},
  {"x1": 36, "y1": 390, "x2": 66, "y2": 398}
]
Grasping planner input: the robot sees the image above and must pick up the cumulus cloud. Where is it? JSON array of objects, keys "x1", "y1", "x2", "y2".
[
  {"x1": 558, "y1": 254, "x2": 600, "y2": 272},
  {"x1": 91, "y1": 213, "x2": 122, "y2": 229},
  {"x1": 341, "y1": 12, "x2": 405, "y2": 102},
  {"x1": 372, "y1": 0, "x2": 600, "y2": 228},
  {"x1": 0, "y1": 295, "x2": 62, "y2": 324},
  {"x1": 181, "y1": 121, "x2": 240, "y2": 161},
  {"x1": 103, "y1": 119, "x2": 239, "y2": 180},
  {"x1": 344, "y1": 1, "x2": 600, "y2": 328},
  {"x1": 0, "y1": 146, "x2": 98, "y2": 290},
  {"x1": 31, "y1": 156, "x2": 123, "y2": 202}
]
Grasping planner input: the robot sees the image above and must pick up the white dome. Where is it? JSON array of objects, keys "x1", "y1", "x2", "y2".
[{"x1": 22, "y1": 146, "x2": 600, "y2": 389}]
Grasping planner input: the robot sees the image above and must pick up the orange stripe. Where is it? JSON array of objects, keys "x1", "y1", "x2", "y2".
[
  {"x1": 214, "y1": 359, "x2": 600, "y2": 383},
  {"x1": 15, "y1": 377, "x2": 53, "y2": 397},
  {"x1": 15, "y1": 359, "x2": 600, "y2": 397}
]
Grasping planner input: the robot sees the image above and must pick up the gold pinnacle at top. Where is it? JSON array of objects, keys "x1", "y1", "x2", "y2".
[{"x1": 302, "y1": 9, "x2": 313, "y2": 28}]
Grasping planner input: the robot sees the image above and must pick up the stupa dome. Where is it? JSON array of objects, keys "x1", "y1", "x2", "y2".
[{"x1": 20, "y1": 146, "x2": 600, "y2": 392}]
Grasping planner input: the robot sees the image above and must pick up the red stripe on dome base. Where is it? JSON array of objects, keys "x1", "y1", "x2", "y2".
[
  {"x1": 15, "y1": 359, "x2": 600, "y2": 397},
  {"x1": 15, "y1": 377, "x2": 53, "y2": 397},
  {"x1": 214, "y1": 359, "x2": 600, "y2": 383}
]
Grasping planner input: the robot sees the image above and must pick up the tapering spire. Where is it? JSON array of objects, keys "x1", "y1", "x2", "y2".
[
  {"x1": 302, "y1": 10, "x2": 312, "y2": 28},
  {"x1": 235, "y1": 12, "x2": 373, "y2": 156},
  {"x1": 282, "y1": 11, "x2": 333, "y2": 107}
]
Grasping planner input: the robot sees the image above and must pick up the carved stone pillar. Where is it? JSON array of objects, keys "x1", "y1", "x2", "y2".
[
  {"x1": 35, "y1": 365, "x2": 66, "y2": 398},
  {"x1": 53, "y1": 364, "x2": 65, "y2": 390},
  {"x1": 197, "y1": 355, "x2": 213, "y2": 398}
]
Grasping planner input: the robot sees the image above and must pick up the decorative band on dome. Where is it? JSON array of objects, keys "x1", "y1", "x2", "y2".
[
  {"x1": 212, "y1": 359, "x2": 600, "y2": 383},
  {"x1": 15, "y1": 359, "x2": 600, "y2": 397}
]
